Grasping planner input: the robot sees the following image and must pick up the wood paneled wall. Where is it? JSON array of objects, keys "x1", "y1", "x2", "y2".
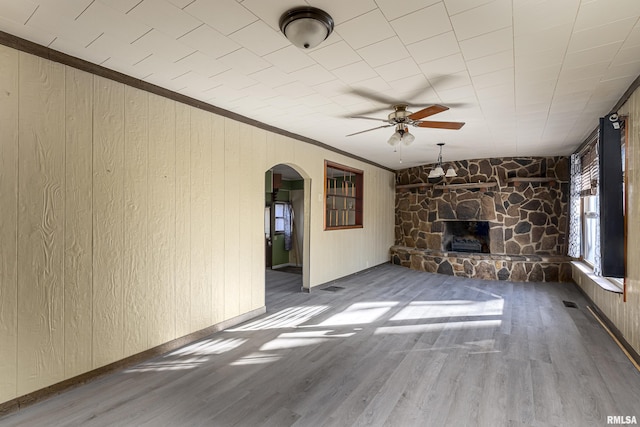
[
  {"x1": 575, "y1": 85, "x2": 640, "y2": 357},
  {"x1": 0, "y1": 45, "x2": 396, "y2": 403}
]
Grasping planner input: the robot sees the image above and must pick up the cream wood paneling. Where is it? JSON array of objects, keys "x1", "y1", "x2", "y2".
[
  {"x1": 251, "y1": 127, "x2": 267, "y2": 310},
  {"x1": 0, "y1": 45, "x2": 19, "y2": 402},
  {"x1": 0, "y1": 45, "x2": 395, "y2": 404},
  {"x1": 575, "y1": 85, "x2": 640, "y2": 356},
  {"x1": 211, "y1": 113, "x2": 226, "y2": 324},
  {"x1": 64, "y1": 67, "x2": 94, "y2": 377},
  {"x1": 92, "y1": 75, "x2": 126, "y2": 368},
  {"x1": 122, "y1": 85, "x2": 149, "y2": 357},
  {"x1": 189, "y1": 107, "x2": 213, "y2": 331},
  {"x1": 148, "y1": 95, "x2": 177, "y2": 348},
  {"x1": 17, "y1": 54, "x2": 66, "y2": 396},
  {"x1": 174, "y1": 102, "x2": 192, "y2": 337},
  {"x1": 224, "y1": 119, "x2": 241, "y2": 320},
  {"x1": 238, "y1": 123, "x2": 253, "y2": 314}
]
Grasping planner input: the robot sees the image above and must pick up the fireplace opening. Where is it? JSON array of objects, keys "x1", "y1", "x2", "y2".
[{"x1": 443, "y1": 221, "x2": 490, "y2": 253}]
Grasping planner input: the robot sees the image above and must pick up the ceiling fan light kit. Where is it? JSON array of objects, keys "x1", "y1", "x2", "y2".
[
  {"x1": 387, "y1": 125, "x2": 415, "y2": 146},
  {"x1": 279, "y1": 7, "x2": 334, "y2": 49}
]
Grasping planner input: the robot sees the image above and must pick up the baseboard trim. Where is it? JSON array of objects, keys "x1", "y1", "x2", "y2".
[
  {"x1": 571, "y1": 283, "x2": 640, "y2": 370},
  {"x1": 586, "y1": 306, "x2": 640, "y2": 372},
  {"x1": 312, "y1": 261, "x2": 390, "y2": 290},
  {"x1": 0, "y1": 306, "x2": 266, "y2": 417}
]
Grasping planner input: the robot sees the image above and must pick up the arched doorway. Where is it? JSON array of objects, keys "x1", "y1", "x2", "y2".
[{"x1": 264, "y1": 164, "x2": 311, "y2": 306}]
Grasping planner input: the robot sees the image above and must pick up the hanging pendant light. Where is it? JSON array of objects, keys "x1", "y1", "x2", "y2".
[{"x1": 428, "y1": 143, "x2": 456, "y2": 178}]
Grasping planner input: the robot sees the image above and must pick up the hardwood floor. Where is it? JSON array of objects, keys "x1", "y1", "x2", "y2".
[{"x1": 2, "y1": 264, "x2": 639, "y2": 426}]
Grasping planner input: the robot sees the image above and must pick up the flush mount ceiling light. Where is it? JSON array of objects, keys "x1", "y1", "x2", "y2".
[
  {"x1": 279, "y1": 7, "x2": 334, "y2": 49},
  {"x1": 387, "y1": 124, "x2": 415, "y2": 147},
  {"x1": 428, "y1": 143, "x2": 457, "y2": 178}
]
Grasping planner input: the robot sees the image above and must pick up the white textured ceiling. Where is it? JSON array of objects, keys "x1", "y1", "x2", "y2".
[{"x1": 1, "y1": 0, "x2": 639, "y2": 169}]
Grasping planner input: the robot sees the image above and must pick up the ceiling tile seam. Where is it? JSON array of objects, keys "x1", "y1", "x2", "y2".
[
  {"x1": 182, "y1": 2, "x2": 259, "y2": 35},
  {"x1": 330, "y1": 5, "x2": 379, "y2": 27},
  {"x1": 454, "y1": 24, "x2": 513, "y2": 44},
  {"x1": 133, "y1": 53, "x2": 153, "y2": 66},
  {"x1": 356, "y1": 35, "x2": 412, "y2": 68},
  {"x1": 85, "y1": 32, "x2": 105, "y2": 49},
  {"x1": 171, "y1": 70, "x2": 191, "y2": 81},
  {"x1": 425, "y1": 3, "x2": 473, "y2": 109},
  {"x1": 442, "y1": 0, "x2": 492, "y2": 18},
  {"x1": 568, "y1": 40, "x2": 631, "y2": 57},
  {"x1": 470, "y1": 67, "x2": 515, "y2": 85},
  {"x1": 125, "y1": 2, "x2": 202, "y2": 41},
  {"x1": 179, "y1": 0, "x2": 197, "y2": 10},
  {"x1": 444, "y1": 15, "x2": 509, "y2": 152},
  {"x1": 173, "y1": 50, "x2": 198, "y2": 65},
  {"x1": 384, "y1": 2, "x2": 441, "y2": 23},
  {"x1": 392, "y1": 29, "x2": 455, "y2": 55},
  {"x1": 74, "y1": 0, "x2": 96, "y2": 21},
  {"x1": 575, "y1": 15, "x2": 640, "y2": 36},
  {"x1": 544, "y1": 0, "x2": 587, "y2": 144},
  {"x1": 23, "y1": 4, "x2": 39, "y2": 26},
  {"x1": 464, "y1": 48, "x2": 514, "y2": 71},
  {"x1": 177, "y1": 22, "x2": 205, "y2": 40},
  {"x1": 21, "y1": 4, "x2": 38, "y2": 25},
  {"x1": 206, "y1": 64, "x2": 234, "y2": 79},
  {"x1": 214, "y1": 45, "x2": 247, "y2": 64},
  {"x1": 125, "y1": 0, "x2": 145, "y2": 15},
  {"x1": 259, "y1": 43, "x2": 321, "y2": 73},
  {"x1": 510, "y1": 6, "x2": 516, "y2": 152},
  {"x1": 332, "y1": 10, "x2": 396, "y2": 52},
  {"x1": 130, "y1": 27, "x2": 154, "y2": 45},
  {"x1": 226, "y1": 18, "x2": 264, "y2": 38},
  {"x1": 606, "y1": 15, "x2": 640, "y2": 61}
]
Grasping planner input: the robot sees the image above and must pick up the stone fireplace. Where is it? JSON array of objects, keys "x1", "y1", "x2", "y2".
[
  {"x1": 443, "y1": 220, "x2": 490, "y2": 253},
  {"x1": 391, "y1": 156, "x2": 573, "y2": 282}
]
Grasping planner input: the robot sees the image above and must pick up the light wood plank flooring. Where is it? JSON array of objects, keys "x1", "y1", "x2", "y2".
[{"x1": 2, "y1": 264, "x2": 639, "y2": 426}]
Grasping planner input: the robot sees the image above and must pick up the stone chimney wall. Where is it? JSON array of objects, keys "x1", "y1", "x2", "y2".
[{"x1": 395, "y1": 156, "x2": 570, "y2": 256}]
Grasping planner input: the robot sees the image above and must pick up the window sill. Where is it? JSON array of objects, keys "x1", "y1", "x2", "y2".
[
  {"x1": 324, "y1": 225, "x2": 363, "y2": 231},
  {"x1": 571, "y1": 261, "x2": 623, "y2": 294}
]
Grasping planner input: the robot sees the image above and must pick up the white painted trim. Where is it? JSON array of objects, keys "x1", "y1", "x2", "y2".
[{"x1": 571, "y1": 261, "x2": 623, "y2": 293}]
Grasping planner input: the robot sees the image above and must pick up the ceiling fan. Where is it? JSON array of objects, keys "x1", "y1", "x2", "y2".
[{"x1": 345, "y1": 103, "x2": 465, "y2": 138}]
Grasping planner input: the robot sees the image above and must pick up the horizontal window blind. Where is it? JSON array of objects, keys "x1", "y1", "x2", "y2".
[{"x1": 580, "y1": 140, "x2": 599, "y2": 196}]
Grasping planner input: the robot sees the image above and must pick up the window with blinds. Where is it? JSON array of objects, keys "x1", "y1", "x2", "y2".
[{"x1": 580, "y1": 140, "x2": 599, "y2": 196}]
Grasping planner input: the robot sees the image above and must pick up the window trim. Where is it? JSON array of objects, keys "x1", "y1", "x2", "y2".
[
  {"x1": 324, "y1": 160, "x2": 363, "y2": 230},
  {"x1": 273, "y1": 201, "x2": 287, "y2": 234},
  {"x1": 575, "y1": 116, "x2": 628, "y2": 294}
]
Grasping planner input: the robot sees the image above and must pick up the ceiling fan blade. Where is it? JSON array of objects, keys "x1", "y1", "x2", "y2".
[
  {"x1": 346, "y1": 124, "x2": 394, "y2": 137},
  {"x1": 415, "y1": 120, "x2": 465, "y2": 130},
  {"x1": 408, "y1": 104, "x2": 449, "y2": 120},
  {"x1": 349, "y1": 115, "x2": 389, "y2": 122},
  {"x1": 347, "y1": 88, "x2": 397, "y2": 106},
  {"x1": 345, "y1": 106, "x2": 390, "y2": 117}
]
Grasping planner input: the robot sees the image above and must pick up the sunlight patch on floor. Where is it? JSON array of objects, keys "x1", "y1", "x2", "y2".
[
  {"x1": 317, "y1": 302, "x2": 399, "y2": 326},
  {"x1": 228, "y1": 306, "x2": 329, "y2": 331},
  {"x1": 259, "y1": 330, "x2": 355, "y2": 351},
  {"x1": 169, "y1": 337, "x2": 247, "y2": 357},
  {"x1": 231, "y1": 352, "x2": 282, "y2": 366},
  {"x1": 374, "y1": 319, "x2": 502, "y2": 335},
  {"x1": 124, "y1": 338, "x2": 248, "y2": 373},
  {"x1": 390, "y1": 299, "x2": 504, "y2": 321}
]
